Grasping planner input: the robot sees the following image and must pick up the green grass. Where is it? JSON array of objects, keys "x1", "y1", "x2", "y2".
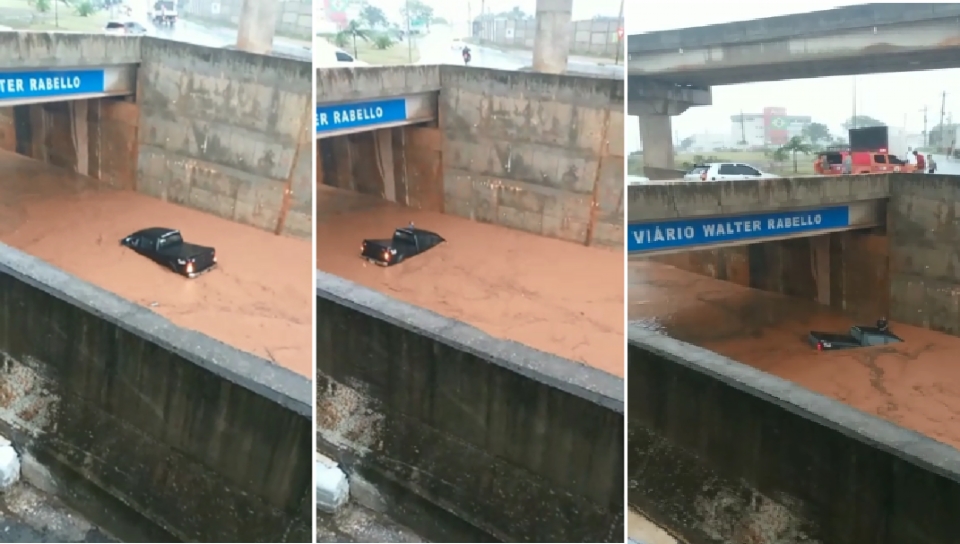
[
  {"x1": 629, "y1": 150, "x2": 818, "y2": 177},
  {"x1": 0, "y1": 0, "x2": 109, "y2": 32}
]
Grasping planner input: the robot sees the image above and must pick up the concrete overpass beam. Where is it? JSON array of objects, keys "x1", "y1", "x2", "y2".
[
  {"x1": 639, "y1": 113, "x2": 675, "y2": 169},
  {"x1": 236, "y1": 0, "x2": 279, "y2": 55},
  {"x1": 532, "y1": 0, "x2": 573, "y2": 73}
]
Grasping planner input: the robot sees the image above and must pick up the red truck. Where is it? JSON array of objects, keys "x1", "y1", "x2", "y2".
[{"x1": 814, "y1": 126, "x2": 915, "y2": 175}]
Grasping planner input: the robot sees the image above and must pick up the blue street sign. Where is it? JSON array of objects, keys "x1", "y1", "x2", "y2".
[
  {"x1": 628, "y1": 206, "x2": 851, "y2": 253},
  {"x1": 316, "y1": 97, "x2": 407, "y2": 134},
  {"x1": 0, "y1": 69, "x2": 106, "y2": 101}
]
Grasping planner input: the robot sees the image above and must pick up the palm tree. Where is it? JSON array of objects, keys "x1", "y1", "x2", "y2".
[
  {"x1": 779, "y1": 135, "x2": 813, "y2": 173},
  {"x1": 337, "y1": 21, "x2": 370, "y2": 58}
]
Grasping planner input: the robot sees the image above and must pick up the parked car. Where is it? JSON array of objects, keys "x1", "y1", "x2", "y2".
[
  {"x1": 104, "y1": 20, "x2": 149, "y2": 35},
  {"x1": 360, "y1": 223, "x2": 444, "y2": 266},
  {"x1": 683, "y1": 162, "x2": 780, "y2": 182},
  {"x1": 314, "y1": 40, "x2": 369, "y2": 68},
  {"x1": 808, "y1": 318, "x2": 903, "y2": 351},
  {"x1": 120, "y1": 227, "x2": 217, "y2": 278}
]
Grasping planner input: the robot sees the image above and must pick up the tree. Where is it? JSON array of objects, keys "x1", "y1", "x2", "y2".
[
  {"x1": 778, "y1": 135, "x2": 813, "y2": 173},
  {"x1": 841, "y1": 115, "x2": 886, "y2": 131},
  {"x1": 679, "y1": 136, "x2": 695, "y2": 152},
  {"x1": 401, "y1": 0, "x2": 434, "y2": 30},
  {"x1": 360, "y1": 5, "x2": 387, "y2": 29},
  {"x1": 802, "y1": 122, "x2": 831, "y2": 145},
  {"x1": 337, "y1": 20, "x2": 370, "y2": 58}
]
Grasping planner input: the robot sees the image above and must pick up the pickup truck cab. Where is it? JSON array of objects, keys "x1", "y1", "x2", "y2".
[
  {"x1": 120, "y1": 227, "x2": 217, "y2": 278},
  {"x1": 808, "y1": 319, "x2": 903, "y2": 351},
  {"x1": 361, "y1": 224, "x2": 444, "y2": 266}
]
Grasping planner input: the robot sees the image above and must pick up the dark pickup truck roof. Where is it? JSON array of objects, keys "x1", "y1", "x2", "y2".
[{"x1": 131, "y1": 227, "x2": 179, "y2": 238}]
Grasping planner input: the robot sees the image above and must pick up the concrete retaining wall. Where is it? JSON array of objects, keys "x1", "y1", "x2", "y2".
[
  {"x1": 0, "y1": 99, "x2": 139, "y2": 190},
  {"x1": 627, "y1": 175, "x2": 889, "y2": 223},
  {"x1": 315, "y1": 66, "x2": 441, "y2": 103},
  {"x1": 137, "y1": 38, "x2": 313, "y2": 239},
  {"x1": 441, "y1": 66, "x2": 623, "y2": 247},
  {"x1": 0, "y1": 242, "x2": 313, "y2": 542},
  {"x1": 316, "y1": 271, "x2": 624, "y2": 543},
  {"x1": 0, "y1": 32, "x2": 141, "y2": 68},
  {"x1": 889, "y1": 175, "x2": 960, "y2": 334},
  {"x1": 628, "y1": 324, "x2": 960, "y2": 544}
]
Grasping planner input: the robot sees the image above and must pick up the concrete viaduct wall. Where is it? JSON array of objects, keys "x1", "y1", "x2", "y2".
[
  {"x1": 137, "y1": 38, "x2": 313, "y2": 239},
  {"x1": 0, "y1": 33, "x2": 143, "y2": 190},
  {"x1": 314, "y1": 66, "x2": 446, "y2": 220},
  {"x1": 316, "y1": 271, "x2": 624, "y2": 543},
  {"x1": 0, "y1": 243, "x2": 313, "y2": 542},
  {"x1": 442, "y1": 66, "x2": 623, "y2": 247},
  {"x1": 315, "y1": 65, "x2": 624, "y2": 248},
  {"x1": 628, "y1": 324, "x2": 960, "y2": 544},
  {"x1": 633, "y1": 173, "x2": 960, "y2": 329}
]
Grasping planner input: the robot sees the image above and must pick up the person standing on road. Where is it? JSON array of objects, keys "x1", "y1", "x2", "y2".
[
  {"x1": 928, "y1": 154, "x2": 937, "y2": 174},
  {"x1": 842, "y1": 152, "x2": 852, "y2": 174},
  {"x1": 914, "y1": 150, "x2": 926, "y2": 173}
]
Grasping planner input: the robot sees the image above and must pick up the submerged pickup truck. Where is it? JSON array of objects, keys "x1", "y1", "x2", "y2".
[
  {"x1": 808, "y1": 319, "x2": 903, "y2": 351},
  {"x1": 120, "y1": 227, "x2": 217, "y2": 278},
  {"x1": 361, "y1": 224, "x2": 444, "y2": 266}
]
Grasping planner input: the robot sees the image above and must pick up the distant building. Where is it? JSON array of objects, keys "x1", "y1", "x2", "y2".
[{"x1": 731, "y1": 107, "x2": 812, "y2": 146}]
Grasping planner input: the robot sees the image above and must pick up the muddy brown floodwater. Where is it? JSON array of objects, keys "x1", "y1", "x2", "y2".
[
  {"x1": 0, "y1": 151, "x2": 313, "y2": 377},
  {"x1": 630, "y1": 259, "x2": 960, "y2": 450},
  {"x1": 316, "y1": 187, "x2": 624, "y2": 377}
]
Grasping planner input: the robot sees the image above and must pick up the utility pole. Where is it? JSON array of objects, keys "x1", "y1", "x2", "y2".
[
  {"x1": 405, "y1": 0, "x2": 412, "y2": 63},
  {"x1": 613, "y1": 0, "x2": 624, "y2": 65},
  {"x1": 940, "y1": 91, "x2": 947, "y2": 149},
  {"x1": 851, "y1": 76, "x2": 857, "y2": 129},
  {"x1": 480, "y1": 0, "x2": 486, "y2": 42},
  {"x1": 921, "y1": 106, "x2": 928, "y2": 147},
  {"x1": 740, "y1": 110, "x2": 746, "y2": 144}
]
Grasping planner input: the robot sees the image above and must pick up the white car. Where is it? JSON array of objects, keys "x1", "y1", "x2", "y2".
[
  {"x1": 313, "y1": 40, "x2": 369, "y2": 68},
  {"x1": 104, "y1": 21, "x2": 149, "y2": 35},
  {"x1": 683, "y1": 162, "x2": 780, "y2": 182}
]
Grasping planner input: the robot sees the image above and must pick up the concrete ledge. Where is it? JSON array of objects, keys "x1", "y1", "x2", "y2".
[
  {"x1": 627, "y1": 175, "x2": 891, "y2": 222},
  {"x1": 0, "y1": 32, "x2": 141, "y2": 69},
  {"x1": 628, "y1": 323, "x2": 960, "y2": 544},
  {"x1": 0, "y1": 241, "x2": 312, "y2": 542},
  {"x1": 315, "y1": 270, "x2": 623, "y2": 543},
  {"x1": 316, "y1": 65, "x2": 442, "y2": 103},
  {"x1": 627, "y1": 3, "x2": 960, "y2": 52}
]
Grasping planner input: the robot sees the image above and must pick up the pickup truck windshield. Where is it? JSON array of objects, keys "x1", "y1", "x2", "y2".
[
  {"x1": 394, "y1": 230, "x2": 416, "y2": 244},
  {"x1": 157, "y1": 232, "x2": 183, "y2": 249}
]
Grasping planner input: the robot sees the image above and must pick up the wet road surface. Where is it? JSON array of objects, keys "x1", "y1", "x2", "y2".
[
  {"x1": 0, "y1": 151, "x2": 312, "y2": 376},
  {"x1": 416, "y1": 25, "x2": 621, "y2": 77},
  {"x1": 629, "y1": 259, "x2": 960, "y2": 450},
  {"x1": 316, "y1": 189, "x2": 624, "y2": 377},
  {"x1": 0, "y1": 483, "x2": 115, "y2": 543}
]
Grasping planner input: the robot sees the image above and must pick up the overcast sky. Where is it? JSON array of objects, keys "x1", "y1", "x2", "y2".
[{"x1": 625, "y1": 1, "x2": 960, "y2": 151}]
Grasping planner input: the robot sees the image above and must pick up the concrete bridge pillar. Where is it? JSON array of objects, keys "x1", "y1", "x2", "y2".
[
  {"x1": 532, "y1": 0, "x2": 573, "y2": 73},
  {"x1": 638, "y1": 113, "x2": 675, "y2": 169},
  {"x1": 236, "y1": 0, "x2": 279, "y2": 55}
]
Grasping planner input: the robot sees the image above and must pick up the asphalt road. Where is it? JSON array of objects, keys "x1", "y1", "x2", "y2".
[
  {"x1": 417, "y1": 26, "x2": 621, "y2": 77},
  {"x1": 929, "y1": 153, "x2": 960, "y2": 175}
]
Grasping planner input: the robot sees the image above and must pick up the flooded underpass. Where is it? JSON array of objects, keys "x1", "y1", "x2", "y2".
[
  {"x1": 0, "y1": 150, "x2": 313, "y2": 376},
  {"x1": 315, "y1": 65, "x2": 624, "y2": 542},
  {"x1": 0, "y1": 35, "x2": 313, "y2": 543},
  {"x1": 629, "y1": 257, "x2": 960, "y2": 449},
  {"x1": 316, "y1": 188, "x2": 624, "y2": 375}
]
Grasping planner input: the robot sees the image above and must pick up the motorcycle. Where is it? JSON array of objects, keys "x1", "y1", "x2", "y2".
[{"x1": 462, "y1": 50, "x2": 472, "y2": 65}]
